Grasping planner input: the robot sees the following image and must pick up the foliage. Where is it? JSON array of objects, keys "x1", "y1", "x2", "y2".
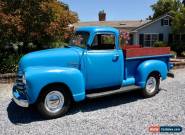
[
  {"x1": 172, "y1": 7, "x2": 185, "y2": 33},
  {"x1": 0, "y1": 0, "x2": 78, "y2": 73},
  {"x1": 153, "y1": 41, "x2": 167, "y2": 47},
  {"x1": 0, "y1": 0, "x2": 78, "y2": 49},
  {"x1": 101, "y1": 35, "x2": 115, "y2": 44},
  {"x1": 49, "y1": 41, "x2": 68, "y2": 48},
  {"x1": 151, "y1": 0, "x2": 185, "y2": 35},
  {"x1": 170, "y1": 50, "x2": 177, "y2": 58},
  {"x1": 170, "y1": 41, "x2": 185, "y2": 56},
  {"x1": 151, "y1": 0, "x2": 185, "y2": 56},
  {"x1": 151, "y1": 0, "x2": 182, "y2": 19},
  {"x1": 181, "y1": 51, "x2": 185, "y2": 57},
  {"x1": 0, "y1": 53, "x2": 23, "y2": 74},
  {"x1": 171, "y1": 6, "x2": 185, "y2": 56}
]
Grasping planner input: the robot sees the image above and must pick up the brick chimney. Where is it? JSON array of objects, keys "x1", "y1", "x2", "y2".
[{"x1": 99, "y1": 10, "x2": 106, "y2": 21}]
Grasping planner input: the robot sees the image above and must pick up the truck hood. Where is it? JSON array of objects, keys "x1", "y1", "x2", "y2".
[{"x1": 19, "y1": 46, "x2": 84, "y2": 71}]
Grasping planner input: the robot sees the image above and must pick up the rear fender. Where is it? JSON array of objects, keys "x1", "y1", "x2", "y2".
[
  {"x1": 25, "y1": 67, "x2": 85, "y2": 104},
  {"x1": 135, "y1": 60, "x2": 167, "y2": 88}
]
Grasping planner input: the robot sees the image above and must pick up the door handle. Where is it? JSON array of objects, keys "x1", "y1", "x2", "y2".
[{"x1": 112, "y1": 54, "x2": 119, "y2": 62}]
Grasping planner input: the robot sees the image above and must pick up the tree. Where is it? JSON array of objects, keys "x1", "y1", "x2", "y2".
[
  {"x1": 0, "y1": 0, "x2": 78, "y2": 50},
  {"x1": 151, "y1": 0, "x2": 182, "y2": 19},
  {"x1": 172, "y1": 7, "x2": 185, "y2": 33},
  {"x1": 0, "y1": 0, "x2": 24, "y2": 46},
  {"x1": 151, "y1": 0, "x2": 185, "y2": 56},
  {"x1": 171, "y1": 6, "x2": 185, "y2": 56},
  {"x1": 183, "y1": 0, "x2": 185, "y2": 5}
]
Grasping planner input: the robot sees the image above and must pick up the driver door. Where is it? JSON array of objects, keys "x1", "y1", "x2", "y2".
[{"x1": 85, "y1": 33, "x2": 123, "y2": 90}]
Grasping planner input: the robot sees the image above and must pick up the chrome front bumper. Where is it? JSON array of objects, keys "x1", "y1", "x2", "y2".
[{"x1": 12, "y1": 86, "x2": 29, "y2": 107}]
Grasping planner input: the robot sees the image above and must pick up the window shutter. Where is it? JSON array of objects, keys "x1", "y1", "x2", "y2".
[
  {"x1": 139, "y1": 34, "x2": 144, "y2": 46},
  {"x1": 161, "y1": 19, "x2": 164, "y2": 26},
  {"x1": 168, "y1": 34, "x2": 173, "y2": 44},
  {"x1": 159, "y1": 33, "x2": 164, "y2": 41},
  {"x1": 169, "y1": 19, "x2": 172, "y2": 26},
  {"x1": 129, "y1": 34, "x2": 133, "y2": 45}
]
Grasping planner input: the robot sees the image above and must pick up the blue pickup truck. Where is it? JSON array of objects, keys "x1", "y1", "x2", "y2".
[{"x1": 13, "y1": 26, "x2": 173, "y2": 119}]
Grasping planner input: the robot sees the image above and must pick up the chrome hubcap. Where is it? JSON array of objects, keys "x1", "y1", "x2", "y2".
[
  {"x1": 44, "y1": 91, "x2": 64, "y2": 113},
  {"x1": 146, "y1": 77, "x2": 157, "y2": 93}
]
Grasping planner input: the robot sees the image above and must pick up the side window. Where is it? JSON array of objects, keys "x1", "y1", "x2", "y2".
[{"x1": 91, "y1": 34, "x2": 115, "y2": 50}]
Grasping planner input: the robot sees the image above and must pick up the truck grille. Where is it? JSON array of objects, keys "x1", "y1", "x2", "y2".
[{"x1": 16, "y1": 73, "x2": 26, "y2": 91}]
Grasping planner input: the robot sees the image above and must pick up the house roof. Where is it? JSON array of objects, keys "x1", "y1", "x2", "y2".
[
  {"x1": 73, "y1": 20, "x2": 150, "y2": 32},
  {"x1": 132, "y1": 14, "x2": 172, "y2": 31},
  {"x1": 73, "y1": 14, "x2": 172, "y2": 32}
]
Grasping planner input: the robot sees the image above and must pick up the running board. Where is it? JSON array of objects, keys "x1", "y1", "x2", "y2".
[{"x1": 86, "y1": 85, "x2": 141, "y2": 99}]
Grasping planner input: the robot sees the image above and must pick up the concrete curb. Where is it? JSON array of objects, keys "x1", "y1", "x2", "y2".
[
  {"x1": 170, "y1": 58, "x2": 185, "y2": 69},
  {"x1": 0, "y1": 73, "x2": 16, "y2": 83},
  {"x1": 172, "y1": 62, "x2": 185, "y2": 69}
]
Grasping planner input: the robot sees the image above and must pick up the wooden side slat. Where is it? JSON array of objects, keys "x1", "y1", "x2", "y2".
[{"x1": 123, "y1": 47, "x2": 171, "y2": 58}]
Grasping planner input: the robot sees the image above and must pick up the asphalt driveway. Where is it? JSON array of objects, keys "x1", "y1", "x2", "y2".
[{"x1": 0, "y1": 69, "x2": 185, "y2": 135}]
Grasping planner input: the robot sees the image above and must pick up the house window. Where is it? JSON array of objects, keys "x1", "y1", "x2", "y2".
[
  {"x1": 163, "y1": 19, "x2": 169, "y2": 26},
  {"x1": 144, "y1": 34, "x2": 159, "y2": 47}
]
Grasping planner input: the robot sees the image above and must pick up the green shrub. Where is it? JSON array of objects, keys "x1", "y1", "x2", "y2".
[
  {"x1": 170, "y1": 42, "x2": 185, "y2": 56},
  {"x1": 170, "y1": 51, "x2": 177, "y2": 58},
  {"x1": 181, "y1": 51, "x2": 185, "y2": 57},
  {"x1": 49, "y1": 41, "x2": 68, "y2": 48},
  {"x1": 0, "y1": 54, "x2": 23, "y2": 74},
  {"x1": 0, "y1": 40, "x2": 69, "y2": 74},
  {"x1": 27, "y1": 42, "x2": 37, "y2": 50},
  {"x1": 154, "y1": 41, "x2": 167, "y2": 47}
]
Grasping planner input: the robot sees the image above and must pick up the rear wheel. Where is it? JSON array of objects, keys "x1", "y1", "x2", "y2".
[
  {"x1": 37, "y1": 86, "x2": 71, "y2": 119},
  {"x1": 142, "y1": 74, "x2": 160, "y2": 98}
]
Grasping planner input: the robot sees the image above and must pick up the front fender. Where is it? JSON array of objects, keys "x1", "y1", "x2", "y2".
[
  {"x1": 25, "y1": 66, "x2": 85, "y2": 104},
  {"x1": 135, "y1": 60, "x2": 167, "y2": 88}
]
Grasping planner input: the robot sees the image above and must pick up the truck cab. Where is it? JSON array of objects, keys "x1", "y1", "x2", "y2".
[{"x1": 12, "y1": 26, "x2": 174, "y2": 119}]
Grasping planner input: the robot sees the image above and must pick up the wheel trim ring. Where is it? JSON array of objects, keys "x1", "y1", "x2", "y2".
[
  {"x1": 146, "y1": 77, "x2": 157, "y2": 94},
  {"x1": 44, "y1": 91, "x2": 65, "y2": 113}
]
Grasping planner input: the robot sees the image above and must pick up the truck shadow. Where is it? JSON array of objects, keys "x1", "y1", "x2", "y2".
[{"x1": 7, "y1": 90, "x2": 146, "y2": 124}]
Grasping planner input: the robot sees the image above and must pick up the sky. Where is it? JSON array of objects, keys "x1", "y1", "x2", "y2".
[{"x1": 62, "y1": 0, "x2": 158, "y2": 22}]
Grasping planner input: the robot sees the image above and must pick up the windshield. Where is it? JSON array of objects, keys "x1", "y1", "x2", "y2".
[{"x1": 69, "y1": 31, "x2": 89, "y2": 48}]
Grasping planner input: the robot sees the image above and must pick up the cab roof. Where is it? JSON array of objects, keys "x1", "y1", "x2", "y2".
[{"x1": 76, "y1": 26, "x2": 119, "y2": 35}]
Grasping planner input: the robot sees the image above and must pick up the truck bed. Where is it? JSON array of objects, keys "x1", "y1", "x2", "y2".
[
  {"x1": 122, "y1": 46, "x2": 171, "y2": 58},
  {"x1": 122, "y1": 46, "x2": 172, "y2": 85}
]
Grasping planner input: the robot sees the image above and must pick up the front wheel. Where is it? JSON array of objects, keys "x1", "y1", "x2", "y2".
[
  {"x1": 37, "y1": 86, "x2": 71, "y2": 119},
  {"x1": 142, "y1": 74, "x2": 160, "y2": 98}
]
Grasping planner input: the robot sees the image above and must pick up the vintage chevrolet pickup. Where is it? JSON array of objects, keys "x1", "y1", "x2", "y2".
[{"x1": 12, "y1": 26, "x2": 174, "y2": 119}]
